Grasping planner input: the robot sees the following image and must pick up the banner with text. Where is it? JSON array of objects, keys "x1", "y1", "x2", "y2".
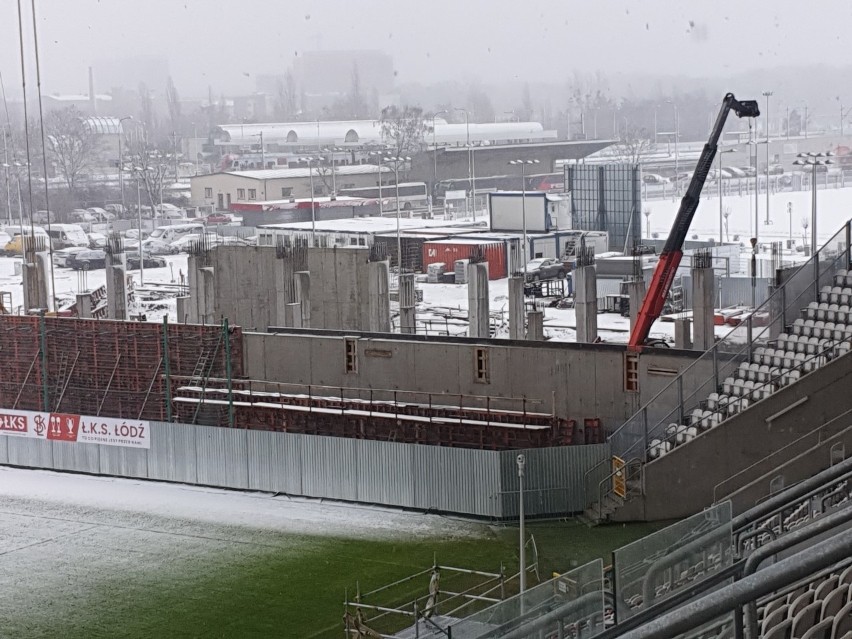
[{"x1": 0, "y1": 409, "x2": 150, "y2": 449}]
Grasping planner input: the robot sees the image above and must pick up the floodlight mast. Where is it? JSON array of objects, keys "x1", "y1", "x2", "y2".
[{"x1": 628, "y1": 93, "x2": 760, "y2": 350}]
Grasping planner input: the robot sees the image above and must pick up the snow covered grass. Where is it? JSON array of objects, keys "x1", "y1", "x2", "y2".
[{"x1": 0, "y1": 467, "x2": 665, "y2": 638}]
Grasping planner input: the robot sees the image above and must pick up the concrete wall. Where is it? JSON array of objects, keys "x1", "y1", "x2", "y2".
[
  {"x1": 244, "y1": 330, "x2": 707, "y2": 432},
  {"x1": 618, "y1": 350, "x2": 852, "y2": 521}
]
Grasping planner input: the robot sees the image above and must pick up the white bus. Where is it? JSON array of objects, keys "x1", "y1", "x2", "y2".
[{"x1": 338, "y1": 182, "x2": 428, "y2": 210}]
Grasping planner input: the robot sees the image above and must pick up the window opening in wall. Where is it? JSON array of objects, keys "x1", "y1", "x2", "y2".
[
  {"x1": 345, "y1": 338, "x2": 358, "y2": 373},
  {"x1": 624, "y1": 352, "x2": 639, "y2": 392},
  {"x1": 237, "y1": 188, "x2": 245, "y2": 199},
  {"x1": 204, "y1": 187, "x2": 212, "y2": 198},
  {"x1": 248, "y1": 189, "x2": 257, "y2": 200},
  {"x1": 474, "y1": 347, "x2": 489, "y2": 383}
]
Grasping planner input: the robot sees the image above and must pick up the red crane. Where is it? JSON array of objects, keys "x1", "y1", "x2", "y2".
[{"x1": 628, "y1": 93, "x2": 760, "y2": 350}]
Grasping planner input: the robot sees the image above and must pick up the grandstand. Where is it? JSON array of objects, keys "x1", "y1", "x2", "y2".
[{"x1": 397, "y1": 458, "x2": 851, "y2": 638}]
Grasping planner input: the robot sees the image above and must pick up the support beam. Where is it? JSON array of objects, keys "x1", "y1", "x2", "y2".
[
  {"x1": 467, "y1": 262, "x2": 490, "y2": 338},
  {"x1": 366, "y1": 260, "x2": 390, "y2": 333},
  {"x1": 574, "y1": 264, "x2": 598, "y2": 343},
  {"x1": 508, "y1": 275, "x2": 525, "y2": 340},
  {"x1": 398, "y1": 273, "x2": 417, "y2": 334},
  {"x1": 691, "y1": 266, "x2": 716, "y2": 350}
]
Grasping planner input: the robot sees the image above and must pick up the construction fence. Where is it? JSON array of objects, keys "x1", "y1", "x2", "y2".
[{"x1": 0, "y1": 419, "x2": 609, "y2": 519}]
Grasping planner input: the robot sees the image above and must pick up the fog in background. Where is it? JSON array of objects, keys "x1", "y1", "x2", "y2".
[{"x1": 1, "y1": 0, "x2": 850, "y2": 95}]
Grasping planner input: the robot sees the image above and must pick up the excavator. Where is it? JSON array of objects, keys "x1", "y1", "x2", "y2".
[{"x1": 628, "y1": 93, "x2": 761, "y2": 350}]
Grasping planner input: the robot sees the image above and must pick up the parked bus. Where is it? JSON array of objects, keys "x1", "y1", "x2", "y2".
[{"x1": 338, "y1": 182, "x2": 428, "y2": 210}]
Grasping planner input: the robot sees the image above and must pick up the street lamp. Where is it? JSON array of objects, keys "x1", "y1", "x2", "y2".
[
  {"x1": 2, "y1": 127, "x2": 11, "y2": 225},
  {"x1": 253, "y1": 131, "x2": 265, "y2": 169},
  {"x1": 431, "y1": 110, "x2": 448, "y2": 199},
  {"x1": 509, "y1": 158, "x2": 540, "y2": 279},
  {"x1": 118, "y1": 116, "x2": 133, "y2": 214},
  {"x1": 125, "y1": 165, "x2": 145, "y2": 285},
  {"x1": 793, "y1": 152, "x2": 834, "y2": 294},
  {"x1": 321, "y1": 146, "x2": 345, "y2": 196},
  {"x1": 762, "y1": 91, "x2": 773, "y2": 226},
  {"x1": 517, "y1": 454, "x2": 526, "y2": 594},
  {"x1": 367, "y1": 150, "x2": 387, "y2": 218},
  {"x1": 454, "y1": 108, "x2": 476, "y2": 218},
  {"x1": 299, "y1": 157, "x2": 320, "y2": 244},
  {"x1": 383, "y1": 156, "x2": 410, "y2": 277},
  {"x1": 665, "y1": 100, "x2": 679, "y2": 188},
  {"x1": 717, "y1": 146, "x2": 737, "y2": 243}
]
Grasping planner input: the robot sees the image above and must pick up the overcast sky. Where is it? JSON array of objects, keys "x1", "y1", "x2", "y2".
[{"x1": 2, "y1": 0, "x2": 852, "y2": 97}]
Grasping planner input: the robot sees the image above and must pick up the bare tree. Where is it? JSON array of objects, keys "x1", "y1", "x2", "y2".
[
  {"x1": 348, "y1": 62, "x2": 368, "y2": 119},
  {"x1": 45, "y1": 106, "x2": 101, "y2": 201},
  {"x1": 379, "y1": 105, "x2": 425, "y2": 158},
  {"x1": 615, "y1": 122, "x2": 651, "y2": 165},
  {"x1": 138, "y1": 83, "x2": 158, "y2": 139},
  {"x1": 165, "y1": 76, "x2": 182, "y2": 133},
  {"x1": 125, "y1": 128, "x2": 168, "y2": 216}
]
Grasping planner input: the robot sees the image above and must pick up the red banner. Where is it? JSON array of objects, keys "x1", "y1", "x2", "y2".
[{"x1": 0, "y1": 409, "x2": 149, "y2": 449}]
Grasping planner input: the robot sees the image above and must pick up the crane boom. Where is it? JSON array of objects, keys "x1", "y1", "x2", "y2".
[{"x1": 628, "y1": 93, "x2": 760, "y2": 350}]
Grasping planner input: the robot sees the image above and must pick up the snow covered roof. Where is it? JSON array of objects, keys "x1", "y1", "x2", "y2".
[
  {"x1": 260, "y1": 217, "x2": 479, "y2": 235},
  {"x1": 223, "y1": 164, "x2": 391, "y2": 180}
]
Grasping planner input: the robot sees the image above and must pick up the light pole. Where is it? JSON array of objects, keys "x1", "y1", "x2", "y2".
[
  {"x1": 322, "y1": 146, "x2": 344, "y2": 196},
  {"x1": 431, "y1": 110, "x2": 448, "y2": 200},
  {"x1": 666, "y1": 100, "x2": 679, "y2": 185},
  {"x1": 383, "y1": 156, "x2": 410, "y2": 277},
  {"x1": 455, "y1": 108, "x2": 474, "y2": 217},
  {"x1": 192, "y1": 122, "x2": 200, "y2": 176},
  {"x1": 762, "y1": 91, "x2": 773, "y2": 226},
  {"x1": 126, "y1": 166, "x2": 145, "y2": 286},
  {"x1": 794, "y1": 152, "x2": 833, "y2": 294},
  {"x1": 254, "y1": 131, "x2": 265, "y2": 169},
  {"x1": 509, "y1": 158, "x2": 540, "y2": 278},
  {"x1": 717, "y1": 147, "x2": 737, "y2": 243},
  {"x1": 300, "y1": 157, "x2": 319, "y2": 244},
  {"x1": 118, "y1": 116, "x2": 132, "y2": 214},
  {"x1": 2, "y1": 127, "x2": 11, "y2": 225},
  {"x1": 368, "y1": 150, "x2": 386, "y2": 218},
  {"x1": 517, "y1": 454, "x2": 526, "y2": 594},
  {"x1": 837, "y1": 97, "x2": 852, "y2": 136}
]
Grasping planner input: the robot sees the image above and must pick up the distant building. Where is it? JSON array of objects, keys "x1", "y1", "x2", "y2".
[
  {"x1": 293, "y1": 50, "x2": 394, "y2": 111},
  {"x1": 190, "y1": 164, "x2": 392, "y2": 209},
  {"x1": 42, "y1": 94, "x2": 112, "y2": 115}
]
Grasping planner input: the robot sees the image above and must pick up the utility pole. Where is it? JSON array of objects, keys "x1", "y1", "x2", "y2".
[{"x1": 763, "y1": 91, "x2": 773, "y2": 227}]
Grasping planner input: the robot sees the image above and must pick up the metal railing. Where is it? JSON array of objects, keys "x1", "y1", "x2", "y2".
[{"x1": 585, "y1": 220, "x2": 851, "y2": 514}]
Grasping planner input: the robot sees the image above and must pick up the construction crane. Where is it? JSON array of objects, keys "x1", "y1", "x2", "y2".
[{"x1": 628, "y1": 93, "x2": 760, "y2": 350}]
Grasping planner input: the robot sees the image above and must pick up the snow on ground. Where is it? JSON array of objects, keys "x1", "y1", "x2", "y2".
[{"x1": 0, "y1": 467, "x2": 484, "y2": 633}]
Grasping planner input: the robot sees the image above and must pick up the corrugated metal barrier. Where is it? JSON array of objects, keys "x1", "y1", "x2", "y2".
[{"x1": 0, "y1": 422, "x2": 609, "y2": 519}]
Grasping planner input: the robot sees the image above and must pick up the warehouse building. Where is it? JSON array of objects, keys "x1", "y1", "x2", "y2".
[{"x1": 190, "y1": 164, "x2": 391, "y2": 209}]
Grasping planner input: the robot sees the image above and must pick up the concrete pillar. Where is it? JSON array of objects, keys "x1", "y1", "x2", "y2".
[
  {"x1": 399, "y1": 273, "x2": 417, "y2": 334},
  {"x1": 284, "y1": 302, "x2": 303, "y2": 328},
  {"x1": 105, "y1": 252, "x2": 127, "y2": 320},
  {"x1": 467, "y1": 262, "x2": 490, "y2": 338},
  {"x1": 692, "y1": 266, "x2": 716, "y2": 351},
  {"x1": 574, "y1": 264, "x2": 598, "y2": 343},
  {"x1": 176, "y1": 297, "x2": 190, "y2": 324},
  {"x1": 366, "y1": 260, "x2": 390, "y2": 333},
  {"x1": 187, "y1": 255, "x2": 216, "y2": 325},
  {"x1": 527, "y1": 310, "x2": 544, "y2": 341},
  {"x1": 628, "y1": 279, "x2": 646, "y2": 332},
  {"x1": 200, "y1": 267, "x2": 216, "y2": 325},
  {"x1": 675, "y1": 317, "x2": 693, "y2": 350},
  {"x1": 295, "y1": 271, "x2": 311, "y2": 328},
  {"x1": 22, "y1": 251, "x2": 49, "y2": 312},
  {"x1": 76, "y1": 292, "x2": 93, "y2": 319},
  {"x1": 508, "y1": 275, "x2": 525, "y2": 340}
]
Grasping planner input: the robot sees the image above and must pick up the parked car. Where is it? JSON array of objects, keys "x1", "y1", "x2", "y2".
[
  {"x1": 148, "y1": 223, "x2": 205, "y2": 244},
  {"x1": 525, "y1": 257, "x2": 568, "y2": 282},
  {"x1": 4, "y1": 227, "x2": 49, "y2": 255},
  {"x1": 68, "y1": 209, "x2": 96, "y2": 223},
  {"x1": 169, "y1": 233, "x2": 220, "y2": 252},
  {"x1": 156, "y1": 203, "x2": 185, "y2": 219},
  {"x1": 68, "y1": 249, "x2": 107, "y2": 270},
  {"x1": 0, "y1": 229, "x2": 11, "y2": 254},
  {"x1": 205, "y1": 212, "x2": 232, "y2": 225},
  {"x1": 779, "y1": 175, "x2": 793, "y2": 187},
  {"x1": 46, "y1": 223, "x2": 90, "y2": 249},
  {"x1": 53, "y1": 246, "x2": 90, "y2": 267},
  {"x1": 86, "y1": 207, "x2": 114, "y2": 222},
  {"x1": 642, "y1": 173, "x2": 670, "y2": 185},
  {"x1": 123, "y1": 228, "x2": 149, "y2": 241},
  {"x1": 88, "y1": 232, "x2": 107, "y2": 248},
  {"x1": 737, "y1": 166, "x2": 757, "y2": 177},
  {"x1": 104, "y1": 204, "x2": 126, "y2": 217},
  {"x1": 126, "y1": 251, "x2": 167, "y2": 270},
  {"x1": 141, "y1": 238, "x2": 178, "y2": 255},
  {"x1": 768, "y1": 164, "x2": 784, "y2": 175}
]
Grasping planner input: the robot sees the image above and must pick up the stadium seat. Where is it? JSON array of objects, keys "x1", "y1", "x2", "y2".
[
  {"x1": 833, "y1": 601, "x2": 852, "y2": 637},
  {"x1": 738, "y1": 362, "x2": 752, "y2": 380},
  {"x1": 806, "y1": 336, "x2": 821, "y2": 355},
  {"x1": 799, "y1": 617, "x2": 833, "y2": 639},
  {"x1": 831, "y1": 286, "x2": 843, "y2": 304},
  {"x1": 789, "y1": 590, "x2": 815, "y2": 617},
  {"x1": 806, "y1": 302, "x2": 820, "y2": 320},
  {"x1": 748, "y1": 363, "x2": 760, "y2": 381},
  {"x1": 722, "y1": 377, "x2": 736, "y2": 395},
  {"x1": 814, "y1": 575, "x2": 839, "y2": 600},
  {"x1": 792, "y1": 601, "x2": 822, "y2": 637},
  {"x1": 841, "y1": 288, "x2": 852, "y2": 305},
  {"x1": 761, "y1": 605, "x2": 790, "y2": 636},
  {"x1": 805, "y1": 319, "x2": 817, "y2": 336},
  {"x1": 758, "y1": 365, "x2": 771, "y2": 383},
  {"x1": 827, "y1": 305, "x2": 840, "y2": 323},
  {"x1": 840, "y1": 565, "x2": 852, "y2": 585},
  {"x1": 814, "y1": 321, "x2": 826, "y2": 338},
  {"x1": 791, "y1": 319, "x2": 806, "y2": 336},
  {"x1": 763, "y1": 618, "x2": 793, "y2": 639},
  {"x1": 821, "y1": 586, "x2": 847, "y2": 618},
  {"x1": 835, "y1": 269, "x2": 849, "y2": 286},
  {"x1": 818, "y1": 303, "x2": 830, "y2": 321},
  {"x1": 820, "y1": 286, "x2": 832, "y2": 303}
]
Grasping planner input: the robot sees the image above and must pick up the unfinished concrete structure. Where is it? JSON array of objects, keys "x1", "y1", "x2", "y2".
[
  {"x1": 398, "y1": 273, "x2": 417, "y2": 334},
  {"x1": 573, "y1": 248, "x2": 598, "y2": 343},
  {"x1": 21, "y1": 236, "x2": 50, "y2": 312},
  {"x1": 627, "y1": 278, "x2": 646, "y2": 332},
  {"x1": 105, "y1": 236, "x2": 128, "y2": 320},
  {"x1": 691, "y1": 250, "x2": 716, "y2": 350},
  {"x1": 467, "y1": 262, "x2": 490, "y2": 338},
  {"x1": 508, "y1": 276, "x2": 525, "y2": 340},
  {"x1": 185, "y1": 244, "x2": 390, "y2": 332}
]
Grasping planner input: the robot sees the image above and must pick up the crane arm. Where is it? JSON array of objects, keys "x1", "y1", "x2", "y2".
[{"x1": 628, "y1": 93, "x2": 760, "y2": 350}]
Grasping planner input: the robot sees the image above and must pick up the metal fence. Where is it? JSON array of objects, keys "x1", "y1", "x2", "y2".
[{"x1": 0, "y1": 420, "x2": 609, "y2": 519}]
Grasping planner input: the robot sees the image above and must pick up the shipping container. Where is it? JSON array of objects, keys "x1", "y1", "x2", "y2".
[{"x1": 422, "y1": 240, "x2": 507, "y2": 280}]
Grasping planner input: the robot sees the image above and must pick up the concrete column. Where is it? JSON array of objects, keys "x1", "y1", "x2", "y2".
[
  {"x1": 295, "y1": 271, "x2": 311, "y2": 328},
  {"x1": 467, "y1": 262, "x2": 490, "y2": 338},
  {"x1": 76, "y1": 292, "x2": 93, "y2": 318},
  {"x1": 366, "y1": 260, "x2": 390, "y2": 333},
  {"x1": 674, "y1": 317, "x2": 693, "y2": 350},
  {"x1": 105, "y1": 252, "x2": 127, "y2": 320},
  {"x1": 399, "y1": 273, "x2": 417, "y2": 334},
  {"x1": 692, "y1": 266, "x2": 716, "y2": 350},
  {"x1": 200, "y1": 267, "x2": 216, "y2": 325},
  {"x1": 284, "y1": 302, "x2": 303, "y2": 328},
  {"x1": 176, "y1": 297, "x2": 190, "y2": 324},
  {"x1": 527, "y1": 310, "x2": 544, "y2": 340},
  {"x1": 574, "y1": 264, "x2": 598, "y2": 343},
  {"x1": 187, "y1": 255, "x2": 216, "y2": 325},
  {"x1": 628, "y1": 279, "x2": 646, "y2": 332},
  {"x1": 508, "y1": 275, "x2": 525, "y2": 340},
  {"x1": 22, "y1": 252, "x2": 49, "y2": 312}
]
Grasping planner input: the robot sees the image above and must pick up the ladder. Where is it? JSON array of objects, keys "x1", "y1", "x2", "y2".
[{"x1": 191, "y1": 331, "x2": 224, "y2": 424}]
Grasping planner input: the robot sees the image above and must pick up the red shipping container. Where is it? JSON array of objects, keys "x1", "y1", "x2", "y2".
[{"x1": 422, "y1": 240, "x2": 507, "y2": 280}]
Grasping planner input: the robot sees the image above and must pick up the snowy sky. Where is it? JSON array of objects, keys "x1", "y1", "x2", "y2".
[{"x1": 2, "y1": 0, "x2": 852, "y2": 96}]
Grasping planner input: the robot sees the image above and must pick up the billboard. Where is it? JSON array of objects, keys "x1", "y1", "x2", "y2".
[
  {"x1": 0, "y1": 408, "x2": 150, "y2": 449},
  {"x1": 489, "y1": 192, "x2": 551, "y2": 233}
]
